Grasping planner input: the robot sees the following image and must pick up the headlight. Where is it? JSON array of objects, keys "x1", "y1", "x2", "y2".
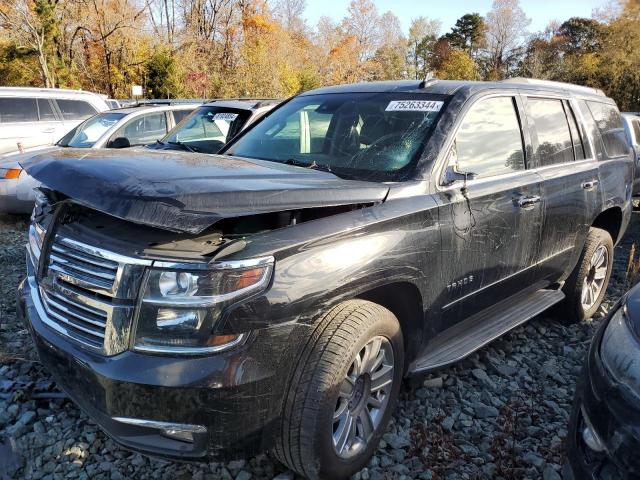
[
  {"x1": 133, "y1": 256, "x2": 274, "y2": 354},
  {"x1": 600, "y1": 304, "x2": 640, "y2": 398}
]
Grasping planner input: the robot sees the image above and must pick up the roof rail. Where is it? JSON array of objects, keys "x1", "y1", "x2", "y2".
[{"x1": 501, "y1": 77, "x2": 605, "y2": 96}]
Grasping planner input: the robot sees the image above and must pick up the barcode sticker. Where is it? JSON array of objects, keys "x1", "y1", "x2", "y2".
[
  {"x1": 212, "y1": 112, "x2": 239, "y2": 121},
  {"x1": 385, "y1": 100, "x2": 443, "y2": 112}
]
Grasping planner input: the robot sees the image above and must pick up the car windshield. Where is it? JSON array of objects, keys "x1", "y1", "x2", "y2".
[
  {"x1": 225, "y1": 92, "x2": 447, "y2": 182},
  {"x1": 162, "y1": 106, "x2": 252, "y2": 153},
  {"x1": 57, "y1": 112, "x2": 127, "y2": 148}
]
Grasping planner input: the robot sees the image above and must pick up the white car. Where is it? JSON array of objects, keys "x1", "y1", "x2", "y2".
[
  {"x1": 0, "y1": 103, "x2": 198, "y2": 213},
  {"x1": 147, "y1": 99, "x2": 280, "y2": 154},
  {"x1": 0, "y1": 87, "x2": 111, "y2": 155}
]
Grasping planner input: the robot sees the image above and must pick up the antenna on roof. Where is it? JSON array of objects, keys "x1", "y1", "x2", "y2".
[{"x1": 419, "y1": 72, "x2": 438, "y2": 89}]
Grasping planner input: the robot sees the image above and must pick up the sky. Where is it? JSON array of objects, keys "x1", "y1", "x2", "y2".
[{"x1": 303, "y1": 0, "x2": 606, "y2": 35}]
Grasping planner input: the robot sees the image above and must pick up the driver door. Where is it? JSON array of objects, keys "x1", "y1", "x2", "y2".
[{"x1": 435, "y1": 94, "x2": 544, "y2": 331}]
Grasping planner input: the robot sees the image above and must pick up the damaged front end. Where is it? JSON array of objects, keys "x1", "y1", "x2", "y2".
[{"x1": 17, "y1": 148, "x2": 393, "y2": 460}]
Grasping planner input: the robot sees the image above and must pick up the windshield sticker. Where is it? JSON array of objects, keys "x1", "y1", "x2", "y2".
[
  {"x1": 212, "y1": 112, "x2": 239, "y2": 121},
  {"x1": 385, "y1": 100, "x2": 443, "y2": 112}
]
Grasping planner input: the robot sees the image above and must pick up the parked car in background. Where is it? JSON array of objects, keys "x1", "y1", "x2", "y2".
[
  {"x1": 0, "y1": 103, "x2": 198, "y2": 213},
  {"x1": 105, "y1": 99, "x2": 121, "y2": 109},
  {"x1": 0, "y1": 87, "x2": 110, "y2": 155},
  {"x1": 148, "y1": 99, "x2": 280, "y2": 154},
  {"x1": 565, "y1": 281, "x2": 640, "y2": 479},
  {"x1": 17, "y1": 79, "x2": 633, "y2": 479},
  {"x1": 622, "y1": 113, "x2": 640, "y2": 196}
]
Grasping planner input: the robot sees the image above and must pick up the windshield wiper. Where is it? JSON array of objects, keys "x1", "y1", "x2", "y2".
[
  {"x1": 168, "y1": 141, "x2": 196, "y2": 153},
  {"x1": 285, "y1": 158, "x2": 332, "y2": 173}
]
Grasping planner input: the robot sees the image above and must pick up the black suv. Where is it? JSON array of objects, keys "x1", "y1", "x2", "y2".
[{"x1": 17, "y1": 79, "x2": 633, "y2": 479}]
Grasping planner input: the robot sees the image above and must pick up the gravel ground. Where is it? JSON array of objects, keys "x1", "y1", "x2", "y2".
[{"x1": 1, "y1": 212, "x2": 639, "y2": 480}]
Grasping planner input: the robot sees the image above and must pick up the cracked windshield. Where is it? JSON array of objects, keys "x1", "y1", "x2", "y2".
[{"x1": 226, "y1": 93, "x2": 446, "y2": 181}]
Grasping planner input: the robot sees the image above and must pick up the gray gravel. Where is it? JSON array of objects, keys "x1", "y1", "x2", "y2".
[{"x1": 1, "y1": 211, "x2": 639, "y2": 480}]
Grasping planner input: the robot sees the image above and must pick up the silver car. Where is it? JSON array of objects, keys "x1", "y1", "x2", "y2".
[{"x1": 0, "y1": 103, "x2": 198, "y2": 213}]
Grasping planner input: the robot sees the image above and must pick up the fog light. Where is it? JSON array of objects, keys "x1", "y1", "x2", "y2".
[
  {"x1": 161, "y1": 428, "x2": 195, "y2": 443},
  {"x1": 581, "y1": 408, "x2": 605, "y2": 453}
]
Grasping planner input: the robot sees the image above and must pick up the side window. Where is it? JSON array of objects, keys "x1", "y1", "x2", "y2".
[
  {"x1": 454, "y1": 96, "x2": 525, "y2": 178},
  {"x1": 56, "y1": 99, "x2": 97, "y2": 121},
  {"x1": 586, "y1": 101, "x2": 629, "y2": 158},
  {"x1": 119, "y1": 112, "x2": 168, "y2": 146},
  {"x1": 172, "y1": 109, "x2": 191, "y2": 126},
  {"x1": 0, "y1": 97, "x2": 39, "y2": 123},
  {"x1": 526, "y1": 98, "x2": 574, "y2": 165},
  {"x1": 564, "y1": 101, "x2": 586, "y2": 160},
  {"x1": 578, "y1": 100, "x2": 603, "y2": 159},
  {"x1": 37, "y1": 99, "x2": 57, "y2": 121},
  {"x1": 633, "y1": 120, "x2": 640, "y2": 146}
]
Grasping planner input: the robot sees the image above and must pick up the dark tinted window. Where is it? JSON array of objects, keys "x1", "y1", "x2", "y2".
[
  {"x1": 56, "y1": 99, "x2": 96, "y2": 121},
  {"x1": 527, "y1": 98, "x2": 574, "y2": 165},
  {"x1": 454, "y1": 96, "x2": 524, "y2": 178},
  {"x1": 565, "y1": 102, "x2": 585, "y2": 160},
  {"x1": 0, "y1": 97, "x2": 38, "y2": 123},
  {"x1": 37, "y1": 99, "x2": 57, "y2": 121},
  {"x1": 172, "y1": 109, "x2": 192, "y2": 125},
  {"x1": 586, "y1": 101, "x2": 628, "y2": 158}
]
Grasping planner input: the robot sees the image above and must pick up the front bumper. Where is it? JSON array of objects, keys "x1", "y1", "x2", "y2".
[
  {"x1": 0, "y1": 175, "x2": 39, "y2": 214},
  {"x1": 566, "y1": 305, "x2": 640, "y2": 479},
  {"x1": 17, "y1": 276, "x2": 290, "y2": 461}
]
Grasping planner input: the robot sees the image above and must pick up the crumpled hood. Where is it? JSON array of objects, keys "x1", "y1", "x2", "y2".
[
  {"x1": 21, "y1": 148, "x2": 389, "y2": 234},
  {"x1": 1, "y1": 145, "x2": 60, "y2": 168}
]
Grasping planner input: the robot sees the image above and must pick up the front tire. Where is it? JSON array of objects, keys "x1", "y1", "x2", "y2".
[
  {"x1": 274, "y1": 300, "x2": 404, "y2": 480},
  {"x1": 560, "y1": 227, "x2": 614, "y2": 323}
]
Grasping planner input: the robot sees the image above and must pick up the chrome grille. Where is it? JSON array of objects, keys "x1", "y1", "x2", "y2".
[
  {"x1": 40, "y1": 287, "x2": 107, "y2": 348},
  {"x1": 47, "y1": 237, "x2": 119, "y2": 293},
  {"x1": 31, "y1": 231, "x2": 151, "y2": 354}
]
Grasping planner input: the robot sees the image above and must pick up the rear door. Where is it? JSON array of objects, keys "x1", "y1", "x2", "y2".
[
  {"x1": 435, "y1": 94, "x2": 544, "y2": 328},
  {"x1": 0, "y1": 97, "x2": 62, "y2": 153},
  {"x1": 524, "y1": 94, "x2": 599, "y2": 284}
]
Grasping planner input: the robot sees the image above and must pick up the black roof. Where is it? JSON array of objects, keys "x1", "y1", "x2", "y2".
[{"x1": 300, "y1": 78, "x2": 609, "y2": 101}]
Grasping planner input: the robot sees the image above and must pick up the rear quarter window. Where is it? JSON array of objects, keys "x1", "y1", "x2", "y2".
[
  {"x1": 56, "y1": 99, "x2": 97, "y2": 121},
  {"x1": 586, "y1": 101, "x2": 629, "y2": 158}
]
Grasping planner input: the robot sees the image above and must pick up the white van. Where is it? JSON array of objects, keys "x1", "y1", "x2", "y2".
[{"x1": 0, "y1": 87, "x2": 110, "y2": 154}]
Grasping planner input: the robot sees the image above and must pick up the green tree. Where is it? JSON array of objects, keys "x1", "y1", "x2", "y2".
[
  {"x1": 145, "y1": 50, "x2": 178, "y2": 98},
  {"x1": 443, "y1": 13, "x2": 485, "y2": 56},
  {"x1": 558, "y1": 17, "x2": 602, "y2": 53}
]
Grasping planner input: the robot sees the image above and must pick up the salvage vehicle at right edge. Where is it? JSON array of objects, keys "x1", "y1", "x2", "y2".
[
  {"x1": 565, "y1": 281, "x2": 640, "y2": 479},
  {"x1": 18, "y1": 78, "x2": 633, "y2": 479}
]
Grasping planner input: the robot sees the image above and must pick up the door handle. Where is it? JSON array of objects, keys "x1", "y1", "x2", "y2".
[
  {"x1": 516, "y1": 195, "x2": 541, "y2": 210},
  {"x1": 42, "y1": 128, "x2": 55, "y2": 133},
  {"x1": 582, "y1": 180, "x2": 599, "y2": 191}
]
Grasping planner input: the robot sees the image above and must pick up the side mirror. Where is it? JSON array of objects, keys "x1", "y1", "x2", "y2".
[
  {"x1": 443, "y1": 164, "x2": 477, "y2": 186},
  {"x1": 108, "y1": 137, "x2": 131, "y2": 149}
]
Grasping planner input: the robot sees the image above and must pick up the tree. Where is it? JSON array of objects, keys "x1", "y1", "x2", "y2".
[
  {"x1": 273, "y1": 0, "x2": 307, "y2": 33},
  {"x1": 0, "y1": 0, "x2": 60, "y2": 87},
  {"x1": 407, "y1": 16, "x2": 440, "y2": 79},
  {"x1": 145, "y1": 49, "x2": 178, "y2": 98},
  {"x1": 340, "y1": 0, "x2": 381, "y2": 61},
  {"x1": 558, "y1": 17, "x2": 602, "y2": 53},
  {"x1": 484, "y1": 0, "x2": 531, "y2": 79},
  {"x1": 444, "y1": 13, "x2": 485, "y2": 56},
  {"x1": 436, "y1": 49, "x2": 480, "y2": 80}
]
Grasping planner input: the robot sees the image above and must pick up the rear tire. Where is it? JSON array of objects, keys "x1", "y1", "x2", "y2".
[
  {"x1": 274, "y1": 300, "x2": 404, "y2": 480},
  {"x1": 560, "y1": 227, "x2": 613, "y2": 324}
]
